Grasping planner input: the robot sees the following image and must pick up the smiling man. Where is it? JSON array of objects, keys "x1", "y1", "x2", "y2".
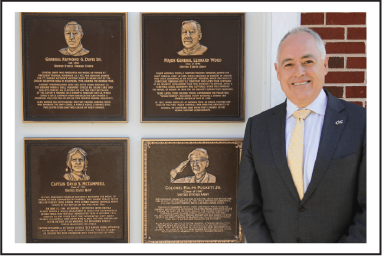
[
  {"x1": 63, "y1": 147, "x2": 90, "y2": 181},
  {"x1": 237, "y1": 27, "x2": 366, "y2": 243},
  {"x1": 170, "y1": 148, "x2": 216, "y2": 183},
  {"x1": 59, "y1": 21, "x2": 90, "y2": 56},
  {"x1": 177, "y1": 20, "x2": 208, "y2": 56}
]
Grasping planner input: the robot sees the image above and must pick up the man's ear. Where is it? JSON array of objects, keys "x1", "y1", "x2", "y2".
[
  {"x1": 199, "y1": 33, "x2": 202, "y2": 40},
  {"x1": 205, "y1": 160, "x2": 209, "y2": 168},
  {"x1": 274, "y1": 63, "x2": 280, "y2": 81},
  {"x1": 323, "y1": 56, "x2": 329, "y2": 75}
]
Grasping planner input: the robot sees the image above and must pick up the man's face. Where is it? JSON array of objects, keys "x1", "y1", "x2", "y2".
[
  {"x1": 71, "y1": 152, "x2": 85, "y2": 173},
  {"x1": 65, "y1": 25, "x2": 83, "y2": 48},
  {"x1": 189, "y1": 155, "x2": 208, "y2": 176},
  {"x1": 181, "y1": 22, "x2": 201, "y2": 49},
  {"x1": 275, "y1": 32, "x2": 329, "y2": 108}
]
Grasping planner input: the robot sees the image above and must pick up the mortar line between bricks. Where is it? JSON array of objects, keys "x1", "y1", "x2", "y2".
[
  {"x1": 301, "y1": 25, "x2": 367, "y2": 28},
  {"x1": 344, "y1": 98, "x2": 367, "y2": 101},
  {"x1": 325, "y1": 83, "x2": 366, "y2": 86},
  {"x1": 329, "y1": 52, "x2": 364, "y2": 56},
  {"x1": 324, "y1": 40, "x2": 366, "y2": 42},
  {"x1": 328, "y1": 69, "x2": 366, "y2": 71},
  {"x1": 345, "y1": 27, "x2": 348, "y2": 40}
]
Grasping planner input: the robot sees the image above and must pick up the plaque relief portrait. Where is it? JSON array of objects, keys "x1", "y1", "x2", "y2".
[
  {"x1": 177, "y1": 20, "x2": 208, "y2": 56},
  {"x1": 24, "y1": 138, "x2": 129, "y2": 243},
  {"x1": 143, "y1": 139, "x2": 243, "y2": 243},
  {"x1": 21, "y1": 13, "x2": 127, "y2": 122},
  {"x1": 59, "y1": 21, "x2": 90, "y2": 56},
  {"x1": 170, "y1": 148, "x2": 216, "y2": 183},
  {"x1": 63, "y1": 147, "x2": 90, "y2": 181},
  {"x1": 141, "y1": 13, "x2": 245, "y2": 122}
]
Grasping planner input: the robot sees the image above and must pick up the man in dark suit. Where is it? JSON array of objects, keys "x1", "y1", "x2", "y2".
[{"x1": 237, "y1": 27, "x2": 366, "y2": 243}]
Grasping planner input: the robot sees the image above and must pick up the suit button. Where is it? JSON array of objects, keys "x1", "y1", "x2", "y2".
[
  {"x1": 296, "y1": 238, "x2": 302, "y2": 243},
  {"x1": 298, "y1": 205, "x2": 305, "y2": 212}
]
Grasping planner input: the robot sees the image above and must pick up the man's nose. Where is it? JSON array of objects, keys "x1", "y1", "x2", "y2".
[
  {"x1": 294, "y1": 63, "x2": 305, "y2": 76},
  {"x1": 186, "y1": 31, "x2": 190, "y2": 37},
  {"x1": 70, "y1": 33, "x2": 75, "y2": 39}
]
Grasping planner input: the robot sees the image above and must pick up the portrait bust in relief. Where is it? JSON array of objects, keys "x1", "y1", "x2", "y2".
[
  {"x1": 170, "y1": 148, "x2": 216, "y2": 183},
  {"x1": 59, "y1": 21, "x2": 90, "y2": 56},
  {"x1": 177, "y1": 20, "x2": 208, "y2": 56},
  {"x1": 63, "y1": 147, "x2": 90, "y2": 181}
]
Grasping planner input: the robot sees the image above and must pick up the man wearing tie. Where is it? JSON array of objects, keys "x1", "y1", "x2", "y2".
[{"x1": 237, "y1": 27, "x2": 366, "y2": 243}]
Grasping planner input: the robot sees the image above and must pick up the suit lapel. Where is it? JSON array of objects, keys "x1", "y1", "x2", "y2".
[
  {"x1": 268, "y1": 102, "x2": 300, "y2": 201},
  {"x1": 301, "y1": 92, "x2": 347, "y2": 204}
]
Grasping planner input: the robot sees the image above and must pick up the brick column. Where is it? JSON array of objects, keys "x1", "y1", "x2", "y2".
[{"x1": 301, "y1": 13, "x2": 367, "y2": 107}]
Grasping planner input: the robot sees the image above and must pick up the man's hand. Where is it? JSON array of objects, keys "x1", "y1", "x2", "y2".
[{"x1": 174, "y1": 160, "x2": 189, "y2": 174}]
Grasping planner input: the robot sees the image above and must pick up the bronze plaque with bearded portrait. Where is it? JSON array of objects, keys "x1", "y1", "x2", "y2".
[
  {"x1": 142, "y1": 139, "x2": 244, "y2": 243},
  {"x1": 141, "y1": 13, "x2": 245, "y2": 122},
  {"x1": 24, "y1": 138, "x2": 129, "y2": 242},
  {"x1": 21, "y1": 13, "x2": 127, "y2": 122}
]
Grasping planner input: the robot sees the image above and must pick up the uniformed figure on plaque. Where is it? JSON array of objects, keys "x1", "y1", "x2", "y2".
[
  {"x1": 177, "y1": 20, "x2": 208, "y2": 56},
  {"x1": 63, "y1": 147, "x2": 90, "y2": 181},
  {"x1": 59, "y1": 21, "x2": 90, "y2": 56},
  {"x1": 170, "y1": 148, "x2": 216, "y2": 183}
]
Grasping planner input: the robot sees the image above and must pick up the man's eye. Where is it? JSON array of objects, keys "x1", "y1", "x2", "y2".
[
  {"x1": 305, "y1": 60, "x2": 313, "y2": 64},
  {"x1": 284, "y1": 63, "x2": 292, "y2": 67}
]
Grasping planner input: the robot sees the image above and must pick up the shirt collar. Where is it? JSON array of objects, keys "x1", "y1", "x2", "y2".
[
  {"x1": 286, "y1": 89, "x2": 327, "y2": 119},
  {"x1": 182, "y1": 43, "x2": 201, "y2": 54},
  {"x1": 68, "y1": 44, "x2": 83, "y2": 55}
]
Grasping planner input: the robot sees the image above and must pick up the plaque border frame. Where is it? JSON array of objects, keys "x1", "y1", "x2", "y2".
[
  {"x1": 24, "y1": 137, "x2": 129, "y2": 243},
  {"x1": 140, "y1": 13, "x2": 246, "y2": 123},
  {"x1": 21, "y1": 12, "x2": 128, "y2": 123},
  {"x1": 142, "y1": 138, "x2": 244, "y2": 243}
]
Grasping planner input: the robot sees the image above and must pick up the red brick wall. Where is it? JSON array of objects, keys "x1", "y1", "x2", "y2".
[{"x1": 301, "y1": 13, "x2": 367, "y2": 107}]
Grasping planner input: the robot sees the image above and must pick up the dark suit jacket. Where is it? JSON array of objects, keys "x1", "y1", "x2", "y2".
[{"x1": 237, "y1": 90, "x2": 366, "y2": 243}]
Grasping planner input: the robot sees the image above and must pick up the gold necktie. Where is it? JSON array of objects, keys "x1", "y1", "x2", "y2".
[{"x1": 287, "y1": 109, "x2": 312, "y2": 200}]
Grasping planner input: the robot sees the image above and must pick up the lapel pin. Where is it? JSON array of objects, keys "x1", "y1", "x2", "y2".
[{"x1": 335, "y1": 120, "x2": 343, "y2": 125}]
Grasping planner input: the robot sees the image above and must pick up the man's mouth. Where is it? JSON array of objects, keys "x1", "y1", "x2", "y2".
[
  {"x1": 292, "y1": 80, "x2": 311, "y2": 85},
  {"x1": 184, "y1": 38, "x2": 192, "y2": 43}
]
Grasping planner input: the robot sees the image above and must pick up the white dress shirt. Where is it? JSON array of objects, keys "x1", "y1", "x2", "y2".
[{"x1": 285, "y1": 89, "x2": 327, "y2": 193}]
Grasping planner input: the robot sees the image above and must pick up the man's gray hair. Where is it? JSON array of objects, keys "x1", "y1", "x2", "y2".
[{"x1": 276, "y1": 27, "x2": 326, "y2": 63}]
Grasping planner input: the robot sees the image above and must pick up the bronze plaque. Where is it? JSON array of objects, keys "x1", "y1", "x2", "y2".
[
  {"x1": 142, "y1": 139, "x2": 243, "y2": 243},
  {"x1": 141, "y1": 13, "x2": 245, "y2": 122},
  {"x1": 25, "y1": 138, "x2": 129, "y2": 242},
  {"x1": 21, "y1": 13, "x2": 127, "y2": 122}
]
